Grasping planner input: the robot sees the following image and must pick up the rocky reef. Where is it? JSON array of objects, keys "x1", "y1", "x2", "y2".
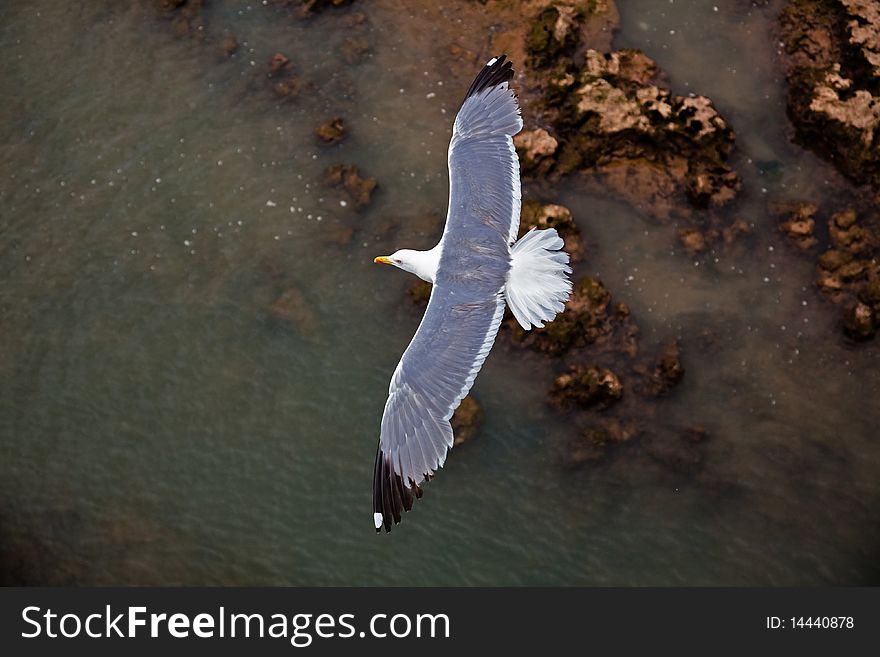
[
  {"x1": 316, "y1": 117, "x2": 346, "y2": 144},
  {"x1": 780, "y1": 0, "x2": 880, "y2": 194},
  {"x1": 518, "y1": 199, "x2": 584, "y2": 262},
  {"x1": 451, "y1": 396, "x2": 483, "y2": 446},
  {"x1": 502, "y1": 4, "x2": 740, "y2": 221},
  {"x1": 321, "y1": 164, "x2": 377, "y2": 209},
  {"x1": 777, "y1": 201, "x2": 880, "y2": 341},
  {"x1": 503, "y1": 271, "x2": 697, "y2": 469}
]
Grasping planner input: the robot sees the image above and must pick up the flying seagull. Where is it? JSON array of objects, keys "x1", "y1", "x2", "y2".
[{"x1": 371, "y1": 55, "x2": 572, "y2": 532}]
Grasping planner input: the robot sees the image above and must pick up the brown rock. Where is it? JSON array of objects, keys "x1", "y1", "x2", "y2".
[
  {"x1": 817, "y1": 248, "x2": 854, "y2": 272},
  {"x1": 829, "y1": 209, "x2": 870, "y2": 252},
  {"x1": 269, "y1": 52, "x2": 291, "y2": 74},
  {"x1": 527, "y1": 40, "x2": 739, "y2": 217},
  {"x1": 564, "y1": 419, "x2": 638, "y2": 467},
  {"x1": 858, "y1": 277, "x2": 880, "y2": 307},
  {"x1": 637, "y1": 339, "x2": 685, "y2": 397},
  {"x1": 339, "y1": 36, "x2": 372, "y2": 64},
  {"x1": 301, "y1": 0, "x2": 356, "y2": 16},
  {"x1": 270, "y1": 286, "x2": 318, "y2": 336},
  {"x1": 273, "y1": 77, "x2": 305, "y2": 98},
  {"x1": 221, "y1": 36, "x2": 238, "y2": 55},
  {"x1": 519, "y1": 199, "x2": 583, "y2": 261},
  {"x1": 506, "y1": 276, "x2": 638, "y2": 357},
  {"x1": 549, "y1": 365, "x2": 623, "y2": 409},
  {"x1": 777, "y1": 202, "x2": 818, "y2": 250},
  {"x1": 407, "y1": 280, "x2": 432, "y2": 306},
  {"x1": 322, "y1": 164, "x2": 377, "y2": 208},
  {"x1": 451, "y1": 396, "x2": 483, "y2": 446},
  {"x1": 780, "y1": 0, "x2": 880, "y2": 188},
  {"x1": 678, "y1": 228, "x2": 707, "y2": 255},
  {"x1": 316, "y1": 117, "x2": 346, "y2": 144},
  {"x1": 722, "y1": 218, "x2": 753, "y2": 244},
  {"x1": 842, "y1": 301, "x2": 876, "y2": 340},
  {"x1": 514, "y1": 128, "x2": 559, "y2": 176}
]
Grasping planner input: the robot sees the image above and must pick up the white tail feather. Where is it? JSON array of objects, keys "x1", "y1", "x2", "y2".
[{"x1": 505, "y1": 228, "x2": 572, "y2": 330}]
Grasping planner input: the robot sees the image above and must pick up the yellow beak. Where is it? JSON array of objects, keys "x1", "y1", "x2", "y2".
[{"x1": 374, "y1": 256, "x2": 393, "y2": 265}]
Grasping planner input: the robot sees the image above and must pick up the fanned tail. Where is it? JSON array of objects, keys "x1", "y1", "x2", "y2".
[{"x1": 505, "y1": 228, "x2": 572, "y2": 330}]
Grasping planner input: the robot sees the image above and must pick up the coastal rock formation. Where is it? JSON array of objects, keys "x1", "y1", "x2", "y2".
[
  {"x1": 504, "y1": 276, "x2": 638, "y2": 357},
  {"x1": 518, "y1": 199, "x2": 583, "y2": 262},
  {"x1": 549, "y1": 365, "x2": 623, "y2": 409},
  {"x1": 514, "y1": 128, "x2": 559, "y2": 177},
  {"x1": 635, "y1": 339, "x2": 685, "y2": 397},
  {"x1": 271, "y1": 0, "x2": 357, "y2": 17},
  {"x1": 321, "y1": 164, "x2": 377, "y2": 208},
  {"x1": 533, "y1": 47, "x2": 740, "y2": 219},
  {"x1": 269, "y1": 286, "x2": 320, "y2": 337},
  {"x1": 780, "y1": 0, "x2": 880, "y2": 191},
  {"x1": 316, "y1": 117, "x2": 346, "y2": 144},
  {"x1": 451, "y1": 396, "x2": 483, "y2": 446},
  {"x1": 776, "y1": 202, "x2": 819, "y2": 250},
  {"x1": 267, "y1": 52, "x2": 306, "y2": 99},
  {"x1": 779, "y1": 201, "x2": 880, "y2": 342},
  {"x1": 156, "y1": 0, "x2": 207, "y2": 39}
]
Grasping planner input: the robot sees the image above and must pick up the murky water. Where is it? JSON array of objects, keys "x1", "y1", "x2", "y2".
[{"x1": 1, "y1": 0, "x2": 877, "y2": 585}]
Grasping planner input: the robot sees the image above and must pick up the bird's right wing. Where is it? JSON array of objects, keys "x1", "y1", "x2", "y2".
[{"x1": 444, "y1": 55, "x2": 523, "y2": 247}]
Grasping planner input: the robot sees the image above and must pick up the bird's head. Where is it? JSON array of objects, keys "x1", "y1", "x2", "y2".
[
  {"x1": 374, "y1": 249, "x2": 416, "y2": 274},
  {"x1": 373, "y1": 249, "x2": 437, "y2": 284}
]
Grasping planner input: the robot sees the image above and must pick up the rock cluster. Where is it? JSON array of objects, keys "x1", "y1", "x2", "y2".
[
  {"x1": 776, "y1": 201, "x2": 880, "y2": 342},
  {"x1": 780, "y1": 0, "x2": 880, "y2": 192},
  {"x1": 321, "y1": 164, "x2": 377, "y2": 209}
]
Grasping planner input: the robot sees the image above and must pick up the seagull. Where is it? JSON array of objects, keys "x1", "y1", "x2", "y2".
[{"x1": 371, "y1": 56, "x2": 572, "y2": 532}]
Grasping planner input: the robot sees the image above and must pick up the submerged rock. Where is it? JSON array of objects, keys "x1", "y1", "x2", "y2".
[
  {"x1": 842, "y1": 300, "x2": 877, "y2": 340},
  {"x1": 643, "y1": 431, "x2": 704, "y2": 475},
  {"x1": 779, "y1": 201, "x2": 880, "y2": 341},
  {"x1": 505, "y1": 276, "x2": 638, "y2": 357},
  {"x1": 776, "y1": 202, "x2": 819, "y2": 250},
  {"x1": 678, "y1": 228, "x2": 707, "y2": 256},
  {"x1": 514, "y1": 129, "x2": 559, "y2": 177},
  {"x1": 522, "y1": 44, "x2": 740, "y2": 221},
  {"x1": 339, "y1": 36, "x2": 372, "y2": 64},
  {"x1": 636, "y1": 340, "x2": 685, "y2": 397},
  {"x1": 451, "y1": 395, "x2": 483, "y2": 446},
  {"x1": 221, "y1": 36, "x2": 238, "y2": 56},
  {"x1": 316, "y1": 117, "x2": 346, "y2": 144},
  {"x1": 518, "y1": 199, "x2": 583, "y2": 261},
  {"x1": 549, "y1": 364, "x2": 623, "y2": 410},
  {"x1": 407, "y1": 280, "x2": 433, "y2": 306},
  {"x1": 300, "y1": 0, "x2": 357, "y2": 16},
  {"x1": 266, "y1": 52, "x2": 307, "y2": 98},
  {"x1": 564, "y1": 419, "x2": 638, "y2": 467},
  {"x1": 322, "y1": 164, "x2": 377, "y2": 208},
  {"x1": 829, "y1": 209, "x2": 872, "y2": 253},
  {"x1": 156, "y1": 0, "x2": 206, "y2": 39},
  {"x1": 526, "y1": 2, "x2": 583, "y2": 69},
  {"x1": 780, "y1": 0, "x2": 880, "y2": 189},
  {"x1": 269, "y1": 286, "x2": 319, "y2": 336}
]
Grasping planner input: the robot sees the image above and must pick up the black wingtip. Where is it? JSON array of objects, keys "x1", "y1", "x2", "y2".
[
  {"x1": 464, "y1": 54, "x2": 515, "y2": 102},
  {"x1": 373, "y1": 449, "x2": 422, "y2": 533}
]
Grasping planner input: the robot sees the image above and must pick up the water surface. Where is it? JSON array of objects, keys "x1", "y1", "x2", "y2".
[{"x1": 1, "y1": 0, "x2": 878, "y2": 585}]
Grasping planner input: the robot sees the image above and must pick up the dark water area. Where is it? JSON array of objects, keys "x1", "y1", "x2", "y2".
[{"x1": 0, "y1": 0, "x2": 878, "y2": 585}]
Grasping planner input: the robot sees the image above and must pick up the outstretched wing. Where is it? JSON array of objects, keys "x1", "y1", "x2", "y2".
[{"x1": 373, "y1": 56, "x2": 523, "y2": 532}]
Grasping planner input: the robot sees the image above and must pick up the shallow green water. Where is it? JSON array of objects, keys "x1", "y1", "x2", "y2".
[{"x1": 0, "y1": 0, "x2": 877, "y2": 585}]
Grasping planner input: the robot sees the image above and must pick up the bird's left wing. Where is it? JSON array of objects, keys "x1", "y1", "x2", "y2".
[{"x1": 373, "y1": 287, "x2": 505, "y2": 533}]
